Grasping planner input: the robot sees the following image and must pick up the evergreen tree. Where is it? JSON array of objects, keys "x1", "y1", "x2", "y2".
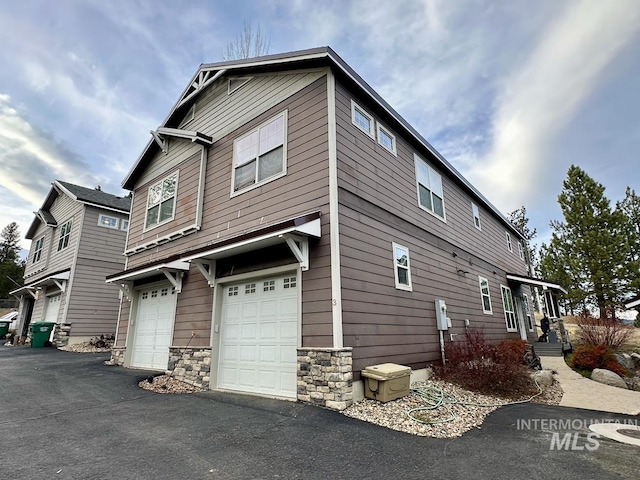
[
  {"x1": 508, "y1": 206, "x2": 538, "y2": 276},
  {"x1": 539, "y1": 166, "x2": 629, "y2": 318},
  {"x1": 0, "y1": 222, "x2": 25, "y2": 298},
  {"x1": 618, "y1": 187, "x2": 640, "y2": 297}
]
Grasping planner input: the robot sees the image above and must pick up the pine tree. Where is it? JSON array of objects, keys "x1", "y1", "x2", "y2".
[
  {"x1": 618, "y1": 187, "x2": 640, "y2": 298},
  {"x1": 539, "y1": 166, "x2": 629, "y2": 318},
  {"x1": 508, "y1": 206, "x2": 538, "y2": 276},
  {"x1": 0, "y1": 222, "x2": 24, "y2": 298}
]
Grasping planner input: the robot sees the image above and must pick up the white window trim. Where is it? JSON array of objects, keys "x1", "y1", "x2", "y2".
[
  {"x1": 523, "y1": 294, "x2": 534, "y2": 332},
  {"x1": 351, "y1": 100, "x2": 375, "y2": 138},
  {"x1": 120, "y1": 219, "x2": 130, "y2": 232},
  {"x1": 57, "y1": 220, "x2": 72, "y2": 252},
  {"x1": 501, "y1": 284, "x2": 518, "y2": 332},
  {"x1": 32, "y1": 236, "x2": 44, "y2": 263},
  {"x1": 506, "y1": 231, "x2": 513, "y2": 252},
  {"x1": 143, "y1": 171, "x2": 180, "y2": 232},
  {"x1": 392, "y1": 242, "x2": 412, "y2": 291},
  {"x1": 98, "y1": 214, "x2": 119, "y2": 229},
  {"x1": 472, "y1": 203, "x2": 481, "y2": 230},
  {"x1": 376, "y1": 122, "x2": 397, "y2": 156},
  {"x1": 230, "y1": 110, "x2": 288, "y2": 198},
  {"x1": 518, "y1": 241, "x2": 525, "y2": 261},
  {"x1": 228, "y1": 77, "x2": 252, "y2": 95},
  {"x1": 478, "y1": 276, "x2": 493, "y2": 315},
  {"x1": 414, "y1": 154, "x2": 447, "y2": 223}
]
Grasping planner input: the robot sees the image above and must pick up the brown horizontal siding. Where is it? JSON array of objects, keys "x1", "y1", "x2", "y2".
[
  {"x1": 173, "y1": 265, "x2": 213, "y2": 347},
  {"x1": 76, "y1": 206, "x2": 128, "y2": 263},
  {"x1": 116, "y1": 300, "x2": 130, "y2": 347}
]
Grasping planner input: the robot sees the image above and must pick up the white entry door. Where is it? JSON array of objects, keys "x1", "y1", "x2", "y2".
[
  {"x1": 131, "y1": 285, "x2": 177, "y2": 370},
  {"x1": 43, "y1": 295, "x2": 61, "y2": 323},
  {"x1": 219, "y1": 273, "x2": 298, "y2": 398}
]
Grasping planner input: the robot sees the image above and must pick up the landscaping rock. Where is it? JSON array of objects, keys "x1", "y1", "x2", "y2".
[
  {"x1": 533, "y1": 370, "x2": 555, "y2": 389},
  {"x1": 630, "y1": 352, "x2": 640, "y2": 368},
  {"x1": 591, "y1": 368, "x2": 628, "y2": 389},
  {"x1": 625, "y1": 375, "x2": 640, "y2": 392},
  {"x1": 615, "y1": 353, "x2": 635, "y2": 371}
]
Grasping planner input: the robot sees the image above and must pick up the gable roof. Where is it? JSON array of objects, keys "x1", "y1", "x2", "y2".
[
  {"x1": 26, "y1": 181, "x2": 131, "y2": 239},
  {"x1": 121, "y1": 46, "x2": 524, "y2": 240}
]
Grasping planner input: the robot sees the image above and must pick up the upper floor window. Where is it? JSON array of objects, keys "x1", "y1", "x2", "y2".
[
  {"x1": 414, "y1": 155, "x2": 445, "y2": 220},
  {"x1": 57, "y1": 220, "x2": 72, "y2": 251},
  {"x1": 376, "y1": 123, "x2": 397, "y2": 155},
  {"x1": 120, "y1": 220, "x2": 129, "y2": 232},
  {"x1": 392, "y1": 242, "x2": 412, "y2": 291},
  {"x1": 472, "y1": 203, "x2": 481, "y2": 230},
  {"x1": 232, "y1": 111, "x2": 287, "y2": 194},
  {"x1": 479, "y1": 276, "x2": 492, "y2": 314},
  {"x1": 98, "y1": 214, "x2": 119, "y2": 229},
  {"x1": 517, "y1": 241, "x2": 525, "y2": 261},
  {"x1": 505, "y1": 232, "x2": 513, "y2": 252},
  {"x1": 501, "y1": 285, "x2": 517, "y2": 332},
  {"x1": 146, "y1": 172, "x2": 178, "y2": 229},
  {"x1": 351, "y1": 100, "x2": 374, "y2": 138},
  {"x1": 32, "y1": 237, "x2": 44, "y2": 263}
]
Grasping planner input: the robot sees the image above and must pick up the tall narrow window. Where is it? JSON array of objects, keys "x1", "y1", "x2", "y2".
[
  {"x1": 392, "y1": 242, "x2": 412, "y2": 291},
  {"x1": 479, "y1": 276, "x2": 492, "y2": 314},
  {"x1": 517, "y1": 241, "x2": 525, "y2": 261},
  {"x1": 57, "y1": 220, "x2": 72, "y2": 251},
  {"x1": 232, "y1": 111, "x2": 287, "y2": 194},
  {"x1": 351, "y1": 100, "x2": 375, "y2": 138},
  {"x1": 501, "y1": 285, "x2": 517, "y2": 332},
  {"x1": 415, "y1": 155, "x2": 445, "y2": 220},
  {"x1": 522, "y1": 294, "x2": 534, "y2": 331},
  {"x1": 32, "y1": 237, "x2": 44, "y2": 263},
  {"x1": 146, "y1": 172, "x2": 178, "y2": 229},
  {"x1": 472, "y1": 203, "x2": 481, "y2": 230},
  {"x1": 505, "y1": 232, "x2": 513, "y2": 252}
]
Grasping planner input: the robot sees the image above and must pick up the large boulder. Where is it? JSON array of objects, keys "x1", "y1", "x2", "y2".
[
  {"x1": 591, "y1": 368, "x2": 628, "y2": 389},
  {"x1": 615, "y1": 353, "x2": 635, "y2": 371},
  {"x1": 533, "y1": 370, "x2": 555, "y2": 389}
]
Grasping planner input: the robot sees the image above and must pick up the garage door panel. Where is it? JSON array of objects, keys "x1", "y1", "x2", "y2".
[{"x1": 219, "y1": 273, "x2": 298, "y2": 398}]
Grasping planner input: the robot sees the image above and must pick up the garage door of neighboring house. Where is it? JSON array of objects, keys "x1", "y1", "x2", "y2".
[
  {"x1": 219, "y1": 273, "x2": 298, "y2": 398},
  {"x1": 43, "y1": 294, "x2": 61, "y2": 324},
  {"x1": 131, "y1": 285, "x2": 177, "y2": 370}
]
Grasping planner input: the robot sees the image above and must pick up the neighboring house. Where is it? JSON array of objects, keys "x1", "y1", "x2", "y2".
[
  {"x1": 11, "y1": 181, "x2": 131, "y2": 346},
  {"x1": 626, "y1": 296, "x2": 640, "y2": 311},
  {"x1": 106, "y1": 47, "x2": 565, "y2": 410}
]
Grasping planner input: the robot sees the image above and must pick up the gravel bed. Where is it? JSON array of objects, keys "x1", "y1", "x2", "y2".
[
  {"x1": 139, "y1": 374, "x2": 204, "y2": 394},
  {"x1": 58, "y1": 343, "x2": 112, "y2": 353},
  {"x1": 343, "y1": 378, "x2": 563, "y2": 438}
]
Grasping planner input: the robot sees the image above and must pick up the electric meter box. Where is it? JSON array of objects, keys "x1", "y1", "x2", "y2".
[{"x1": 361, "y1": 363, "x2": 411, "y2": 402}]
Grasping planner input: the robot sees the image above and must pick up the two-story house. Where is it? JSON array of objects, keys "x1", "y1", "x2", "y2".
[
  {"x1": 11, "y1": 181, "x2": 131, "y2": 346},
  {"x1": 106, "y1": 47, "x2": 565, "y2": 410}
]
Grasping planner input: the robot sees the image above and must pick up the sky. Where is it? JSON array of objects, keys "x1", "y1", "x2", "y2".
[{"x1": 1, "y1": 0, "x2": 639, "y2": 256}]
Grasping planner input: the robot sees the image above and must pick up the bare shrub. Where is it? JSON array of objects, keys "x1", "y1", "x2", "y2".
[
  {"x1": 436, "y1": 329, "x2": 535, "y2": 398},
  {"x1": 575, "y1": 317, "x2": 633, "y2": 350}
]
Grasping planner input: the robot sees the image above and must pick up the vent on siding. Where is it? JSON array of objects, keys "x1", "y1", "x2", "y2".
[{"x1": 228, "y1": 77, "x2": 252, "y2": 95}]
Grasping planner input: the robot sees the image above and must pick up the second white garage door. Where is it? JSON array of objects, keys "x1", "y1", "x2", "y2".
[
  {"x1": 219, "y1": 274, "x2": 298, "y2": 398},
  {"x1": 131, "y1": 285, "x2": 177, "y2": 370}
]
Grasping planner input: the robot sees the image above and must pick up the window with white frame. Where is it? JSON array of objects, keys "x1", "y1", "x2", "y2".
[
  {"x1": 32, "y1": 237, "x2": 44, "y2": 263},
  {"x1": 392, "y1": 242, "x2": 412, "y2": 291},
  {"x1": 145, "y1": 172, "x2": 178, "y2": 229},
  {"x1": 414, "y1": 155, "x2": 445, "y2": 220},
  {"x1": 232, "y1": 111, "x2": 287, "y2": 194},
  {"x1": 517, "y1": 241, "x2": 525, "y2": 261},
  {"x1": 376, "y1": 123, "x2": 396, "y2": 155},
  {"x1": 522, "y1": 293, "x2": 534, "y2": 331},
  {"x1": 501, "y1": 285, "x2": 517, "y2": 332},
  {"x1": 479, "y1": 276, "x2": 492, "y2": 314},
  {"x1": 505, "y1": 231, "x2": 513, "y2": 252},
  {"x1": 472, "y1": 203, "x2": 481, "y2": 230},
  {"x1": 57, "y1": 220, "x2": 72, "y2": 251},
  {"x1": 120, "y1": 220, "x2": 129, "y2": 232},
  {"x1": 98, "y1": 214, "x2": 119, "y2": 229},
  {"x1": 351, "y1": 100, "x2": 374, "y2": 138}
]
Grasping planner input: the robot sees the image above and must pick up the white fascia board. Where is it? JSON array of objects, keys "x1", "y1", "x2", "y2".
[
  {"x1": 106, "y1": 261, "x2": 190, "y2": 284},
  {"x1": 625, "y1": 298, "x2": 640, "y2": 309},
  {"x1": 505, "y1": 274, "x2": 568, "y2": 295}
]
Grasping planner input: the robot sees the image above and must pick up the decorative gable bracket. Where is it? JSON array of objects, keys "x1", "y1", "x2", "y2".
[
  {"x1": 53, "y1": 279, "x2": 67, "y2": 293},
  {"x1": 115, "y1": 281, "x2": 134, "y2": 301},
  {"x1": 282, "y1": 234, "x2": 310, "y2": 271},
  {"x1": 192, "y1": 260, "x2": 216, "y2": 287},
  {"x1": 161, "y1": 268, "x2": 184, "y2": 294}
]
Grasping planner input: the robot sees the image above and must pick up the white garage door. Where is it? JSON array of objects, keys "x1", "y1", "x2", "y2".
[
  {"x1": 131, "y1": 285, "x2": 177, "y2": 370},
  {"x1": 43, "y1": 294, "x2": 61, "y2": 324},
  {"x1": 219, "y1": 273, "x2": 298, "y2": 398}
]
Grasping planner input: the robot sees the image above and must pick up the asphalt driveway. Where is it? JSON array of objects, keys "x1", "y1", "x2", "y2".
[{"x1": 1, "y1": 347, "x2": 638, "y2": 479}]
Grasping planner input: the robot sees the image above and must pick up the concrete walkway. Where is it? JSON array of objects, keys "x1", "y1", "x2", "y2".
[{"x1": 540, "y1": 355, "x2": 640, "y2": 416}]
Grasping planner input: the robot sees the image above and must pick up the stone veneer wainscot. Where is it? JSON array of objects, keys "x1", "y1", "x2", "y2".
[
  {"x1": 168, "y1": 347, "x2": 212, "y2": 389},
  {"x1": 297, "y1": 347, "x2": 353, "y2": 410}
]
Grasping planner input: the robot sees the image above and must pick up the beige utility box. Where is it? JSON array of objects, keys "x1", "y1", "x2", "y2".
[{"x1": 362, "y1": 363, "x2": 411, "y2": 402}]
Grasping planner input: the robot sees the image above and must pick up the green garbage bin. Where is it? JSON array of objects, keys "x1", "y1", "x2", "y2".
[
  {"x1": 0, "y1": 322, "x2": 9, "y2": 339},
  {"x1": 30, "y1": 322, "x2": 55, "y2": 348}
]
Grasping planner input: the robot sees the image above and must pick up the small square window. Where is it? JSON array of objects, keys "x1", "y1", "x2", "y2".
[
  {"x1": 392, "y1": 242, "x2": 412, "y2": 291},
  {"x1": 263, "y1": 280, "x2": 275, "y2": 292},
  {"x1": 120, "y1": 220, "x2": 129, "y2": 232},
  {"x1": 160, "y1": 288, "x2": 168, "y2": 297},
  {"x1": 151, "y1": 290, "x2": 158, "y2": 298},
  {"x1": 376, "y1": 123, "x2": 397, "y2": 155},
  {"x1": 245, "y1": 283, "x2": 256, "y2": 294},
  {"x1": 228, "y1": 286, "x2": 239, "y2": 297},
  {"x1": 283, "y1": 277, "x2": 297, "y2": 289},
  {"x1": 506, "y1": 232, "x2": 513, "y2": 252},
  {"x1": 472, "y1": 203, "x2": 481, "y2": 230},
  {"x1": 98, "y1": 214, "x2": 119, "y2": 229},
  {"x1": 141, "y1": 292, "x2": 148, "y2": 300},
  {"x1": 351, "y1": 100, "x2": 375, "y2": 138}
]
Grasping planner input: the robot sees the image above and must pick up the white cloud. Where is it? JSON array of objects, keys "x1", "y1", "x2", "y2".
[{"x1": 469, "y1": 1, "x2": 640, "y2": 211}]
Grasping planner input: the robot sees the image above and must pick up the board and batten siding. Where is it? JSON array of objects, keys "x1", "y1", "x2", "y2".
[
  {"x1": 334, "y1": 81, "x2": 527, "y2": 276},
  {"x1": 120, "y1": 75, "x2": 333, "y2": 349}
]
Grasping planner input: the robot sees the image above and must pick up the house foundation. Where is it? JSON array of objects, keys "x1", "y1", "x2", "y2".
[
  {"x1": 108, "y1": 347, "x2": 126, "y2": 366},
  {"x1": 167, "y1": 347, "x2": 212, "y2": 389},
  {"x1": 297, "y1": 347, "x2": 353, "y2": 411}
]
